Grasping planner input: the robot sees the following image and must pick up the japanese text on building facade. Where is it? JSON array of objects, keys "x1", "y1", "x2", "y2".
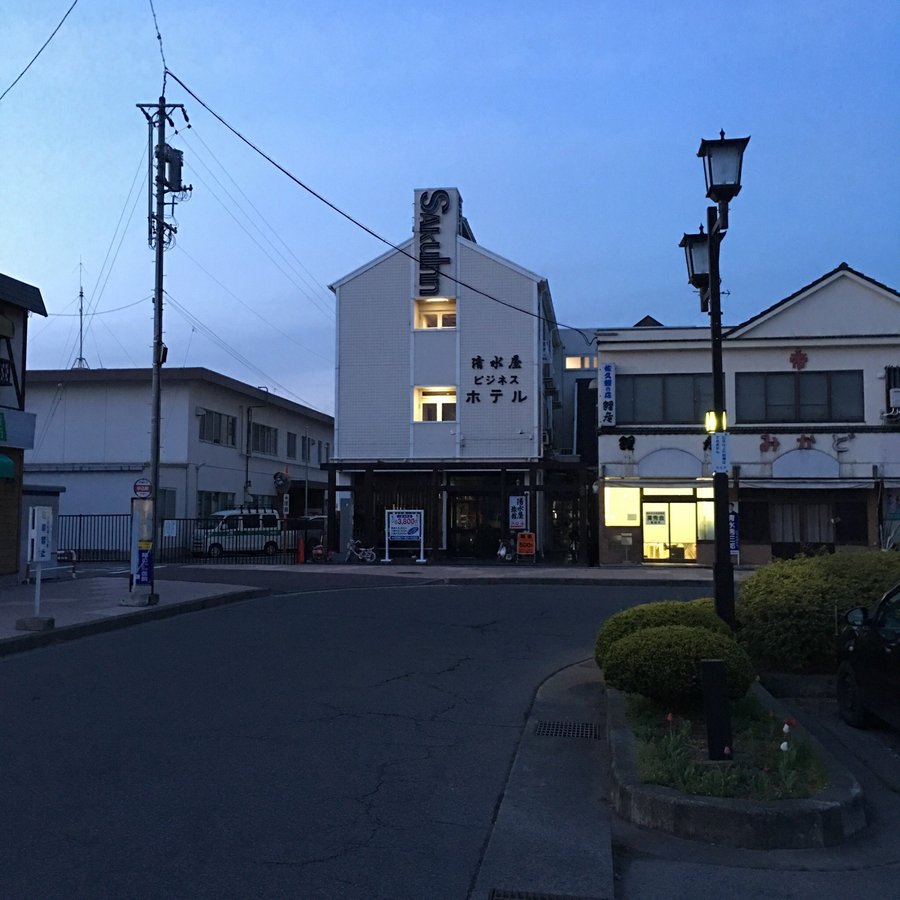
[{"x1": 466, "y1": 354, "x2": 527, "y2": 404}]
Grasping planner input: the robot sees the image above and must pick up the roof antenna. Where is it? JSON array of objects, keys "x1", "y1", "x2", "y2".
[{"x1": 72, "y1": 259, "x2": 90, "y2": 369}]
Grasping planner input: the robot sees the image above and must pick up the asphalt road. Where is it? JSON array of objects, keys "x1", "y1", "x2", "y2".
[{"x1": 0, "y1": 581, "x2": 705, "y2": 899}]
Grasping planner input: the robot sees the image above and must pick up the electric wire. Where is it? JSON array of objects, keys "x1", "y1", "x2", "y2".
[
  {"x1": 163, "y1": 68, "x2": 593, "y2": 347},
  {"x1": 0, "y1": 0, "x2": 80, "y2": 103},
  {"x1": 179, "y1": 126, "x2": 334, "y2": 319},
  {"x1": 179, "y1": 153, "x2": 334, "y2": 321},
  {"x1": 60, "y1": 144, "x2": 147, "y2": 367},
  {"x1": 164, "y1": 290, "x2": 324, "y2": 410},
  {"x1": 147, "y1": 0, "x2": 167, "y2": 95},
  {"x1": 49, "y1": 296, "x2": 150, "y2": 316},
  {"x1": 174, "y1": 244, "x2": 332, "y2": 363}
]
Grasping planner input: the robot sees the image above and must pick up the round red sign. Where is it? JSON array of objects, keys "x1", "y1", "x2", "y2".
[{"x1": 133, "y1": 478, "x2": 153, "y2": 499}]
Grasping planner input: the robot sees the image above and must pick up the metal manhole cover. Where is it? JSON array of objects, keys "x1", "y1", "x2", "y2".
[{"x1": 533, "y1": 721, "x2": 601, "y2": 740}]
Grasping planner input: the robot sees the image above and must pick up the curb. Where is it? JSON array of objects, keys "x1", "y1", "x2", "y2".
[
  {"x1": 0, "y1": 588, "x2": 273, "y2": 658},
  {"x1": 605, "y1": 683, "x2": 867, "y2": 849}
]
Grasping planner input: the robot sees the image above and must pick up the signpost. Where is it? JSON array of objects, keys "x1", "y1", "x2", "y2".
[
  {"x1": 16, "y1": 507, "x2": 55, "y2": 631},
  {"x1": 383, "y1": 509, "x2": 426, "y2": 564},
  {"x1": 133, "y1": 478, "x2": 153, "y2": 499},
  {"x1": 516, "y1": 531, "x2": 536, "y2": 563}
]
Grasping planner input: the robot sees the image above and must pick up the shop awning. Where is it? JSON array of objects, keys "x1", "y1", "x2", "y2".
[
  {"x1": 0, "y1": 453, "x2": 15, "y2": 479},
  {"x1": 739, "y1": 479, "x2": 875, "y2": 490}
]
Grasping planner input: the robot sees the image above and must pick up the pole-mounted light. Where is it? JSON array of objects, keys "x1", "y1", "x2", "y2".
[{"x1": 697, "y1": 131, "x2": 750, "y2": 204}]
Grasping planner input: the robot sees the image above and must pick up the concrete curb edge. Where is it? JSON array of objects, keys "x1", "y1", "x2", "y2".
[
  {"x1": 0, "y1": 588, "x2": 273, "y2": 658},
  {"x1": 605, "y1": 682, "x2": 867, "y2": 849}
]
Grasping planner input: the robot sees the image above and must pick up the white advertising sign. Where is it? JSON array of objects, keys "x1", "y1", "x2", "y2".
[
  {"x1": 387, "y1": 510, "x2": 422, "y2": 540},
  {"x1": 711, "y1": 433, "x2": 730, "y2": 474},
  {"x1": 509, "y1": 495, "x2": 527, "y2": 530},
  {"x1": 601, "y1": 363, "x2": 616, "y2": 426},
  {"x1": 28, "y1": 506, "x2": 53, "y2": 563}
]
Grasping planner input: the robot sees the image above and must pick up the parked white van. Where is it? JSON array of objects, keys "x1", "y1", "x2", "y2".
[{"x1": 191, "y1": 507, "x2": 283, "y2": 558}]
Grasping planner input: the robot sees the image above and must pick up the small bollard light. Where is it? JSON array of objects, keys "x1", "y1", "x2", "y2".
[{"x1": 701, "y1": 658, "x2": 733, "y2": 761}]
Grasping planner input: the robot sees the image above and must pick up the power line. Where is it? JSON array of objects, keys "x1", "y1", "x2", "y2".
[
  {"x1": 178, "y1": 146, "x2": 334, "y2": 321},
  {"x1": 174, "y1": 244, "x2": 333, "y2": 363},
  {"x1": 163, "y1": 68, "x2": 593, "y2": 347},
  {"x1": 180, "y1": 125, "x2": 335, "y2": 317},
  {"x1": 164, "y1": 290, "x2": 324, "y2": 410},
  {"x1": 147, "y1": 0, "x2": 167, "y2": 94},
  {"x1": 49, "y1": 296, "x2": 150, "y2": 316},
  {"x1": 0, "y1": 0, "x2": 80, "y2": 103}
]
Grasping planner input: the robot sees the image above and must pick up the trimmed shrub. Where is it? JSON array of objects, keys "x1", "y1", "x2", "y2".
[
  {"x1": 736, "y1": 551, "x2": 900, "y2": 673},
  {"x1": 603, "y1": 624, "x2": 756, "y2": 710},
  {"x1": 594, "y1": 598, "x2": 729, "y2": 669}
]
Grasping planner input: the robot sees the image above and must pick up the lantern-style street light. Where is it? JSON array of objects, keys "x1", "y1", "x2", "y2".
[{"x1": 681, "y1": 131, "x2": 750, "y2": 629}]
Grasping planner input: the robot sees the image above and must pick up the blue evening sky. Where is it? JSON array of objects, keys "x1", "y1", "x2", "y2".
[{"x1": 3, "y1": 1, "x2": 898, "y2": 414}]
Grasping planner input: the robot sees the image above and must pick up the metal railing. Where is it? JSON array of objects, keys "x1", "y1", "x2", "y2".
[{"x1": 57, "y1": 514, "x2": 325, "y2": 565}]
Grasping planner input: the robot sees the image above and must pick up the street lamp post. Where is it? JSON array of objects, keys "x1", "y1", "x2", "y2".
[{"x1": 680, "y1": 131, "x2": 750, "y2": 629}]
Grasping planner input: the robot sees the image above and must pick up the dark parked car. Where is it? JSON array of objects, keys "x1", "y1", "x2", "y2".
[{"x1": 836, "y1": 582, "x2": 900, "y2": 730}]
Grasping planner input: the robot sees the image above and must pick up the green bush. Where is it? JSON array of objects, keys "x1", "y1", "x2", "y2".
[
  {"x1": 603, "y1": 624, "x2": 756, "y2": 710},
  {"x1": 594, "y1": 598, "x2": 729, "y2": 669},
  {"x1": 736, "y1": 551, "x2": 900, "y2": 673}
]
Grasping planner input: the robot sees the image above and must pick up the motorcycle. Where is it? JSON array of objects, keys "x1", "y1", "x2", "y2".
[{"x1": 346, "y1": 539, "x2": 377, "y2": 563}]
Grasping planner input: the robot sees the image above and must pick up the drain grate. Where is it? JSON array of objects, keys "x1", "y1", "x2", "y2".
[
  {"x1": 489, "y1": 890, "x2": 606, "y2": 900},
  {"x1": 533, "y1": 720, "x2": 601, "y2": 740}
]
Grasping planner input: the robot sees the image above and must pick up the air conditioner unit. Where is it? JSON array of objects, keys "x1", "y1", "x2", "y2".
[{"x1": 890, "y1": 388, "x2": 900, "y2": 411}]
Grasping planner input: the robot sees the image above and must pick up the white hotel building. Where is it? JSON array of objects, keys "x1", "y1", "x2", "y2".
[{"x1": 327, "y1": 189, "x2": 595, "y2": 560}]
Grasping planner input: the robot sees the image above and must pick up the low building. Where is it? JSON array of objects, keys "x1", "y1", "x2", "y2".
[
  {"x1": 25, "y1": 367, "x2": 334, "y2": 520},
  {"x1": 327, "y1": 188, "x2": 595, "y2": 560},
  {"x1": 1, "y1": 273, "x2": 48, "y2": 580},
  {"x1": 596, "y1": 264, "x2": 900, "y2": 565}
]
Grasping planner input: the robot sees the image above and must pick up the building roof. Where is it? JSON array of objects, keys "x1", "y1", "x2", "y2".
[
  {"x1": 726, "y1": 262, "x2": 900, "y2": 337},
  {"x1": 0, "y1": 272, "x2": 47, "y2": 316},
  {"x1": 27, "y1": 366, "x2": 334, "y2": 423}
]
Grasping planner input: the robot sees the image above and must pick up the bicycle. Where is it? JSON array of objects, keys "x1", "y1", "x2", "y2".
[{"x1": 346, "y1": 539, "x2": 377, "y2": 563}]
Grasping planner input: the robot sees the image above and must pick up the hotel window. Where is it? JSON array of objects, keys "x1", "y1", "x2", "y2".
[
  {"x1": 414, "y1": 387, "x2": 457, "y2": 422},
  {"x1": 199, "y1": 409, "x2": 237, "y2": 446},
  {"x1": 735, "y1": 371, "x2": 864, "y2": 423},
  {"x1": 414, "y1": 298, "x2": 457, "y2": 329},
  {"x1": 565, "y1": 356, "x2": 598, "y2": 370},
  {"x1": 616, "y1": 374, "x2": 713, "y2": 424},
  {"x1": 251, "y1": 422, "x2": 278, "y2": 456}
]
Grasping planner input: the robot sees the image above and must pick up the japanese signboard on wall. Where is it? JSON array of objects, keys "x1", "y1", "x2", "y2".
[
  {"x1": 509, "y1": 495, "x2": 527, "y2": 530},
  {"x1": 601, "y1": 363, "x2": 616, "y2": 426},
  {"x1": 27, "y1": 506, "x2": 53, "y2": 563},
  {"x1": 465, "y1": 353, "x2": 528, "y2": 407},
  {"x1": 711, "y1": 433, "x2": 730, "y2": 474}
]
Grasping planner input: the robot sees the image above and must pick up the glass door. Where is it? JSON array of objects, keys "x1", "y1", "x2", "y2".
[{"x1": 642, "y1": 501, "x2": 697, "y2": 562}]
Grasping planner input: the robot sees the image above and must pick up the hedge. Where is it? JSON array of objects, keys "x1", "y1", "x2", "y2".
[
  {"x1": 736, "y1": 550, "x2": 900, "y2": 673},
  {"x1": 594, "y1": 598, "x2": 729, "y2": 669},
  {"x1": 603, "y1": 624, "x2": 756, "y2": 710}
]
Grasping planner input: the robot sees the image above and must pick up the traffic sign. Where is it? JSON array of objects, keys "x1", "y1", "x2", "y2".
[{"x1": 133, "y1": 478, "x2": 153, "y2": 499}]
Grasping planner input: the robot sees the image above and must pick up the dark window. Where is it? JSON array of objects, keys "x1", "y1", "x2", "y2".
[
  {"x1": 287, "y1": 432, "x2": 297, "y2": 459},
  {"x1": 441, "y1": 403, "x2": 457, "y2": 422},
  {"x1": 251, "y1": 422, "x2": 278, "y2": 455},
  {"x1": 422, "y1": 403, "x2": 438, "y2": 421},
  {"x1": 834, "y1": 501, "x2": 868, "y2": 544},
  {"x1": 616, "y1": 374, "x2": 713, "y2": 425},
  {"x1": 738, "y1": 501, "x2": 770, "y2": 542},
  {"x1": 735, "y1": 371, "x2": 864, "y2": 423},
  {"x1": 199, "y1": 410, "x2": 237, "y2": 446}
]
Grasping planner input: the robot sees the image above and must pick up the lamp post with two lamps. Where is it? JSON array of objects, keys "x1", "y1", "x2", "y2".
[{"x1": 679, "y1": 131, "x2": 750, "y2": 629}]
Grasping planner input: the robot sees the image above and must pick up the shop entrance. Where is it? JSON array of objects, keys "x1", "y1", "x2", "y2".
[
  {"x1": 642, "y1": 501, "x2": 697, "y2": 561},
  {"x1": 448, "y1": 493, "x2": 503, "y2": 558}
]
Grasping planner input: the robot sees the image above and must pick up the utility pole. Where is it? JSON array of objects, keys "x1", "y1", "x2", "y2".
[{"x1": 136, "y1": 96, "x2": 191, "y2": 603}]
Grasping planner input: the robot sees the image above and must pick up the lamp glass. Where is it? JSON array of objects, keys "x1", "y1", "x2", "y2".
[
  {"x1": 698, "y1": 135, "x2": 749, "y2": 203},
  {"x1": 680, "y1": 232, "x2": 709, "y2": 288}
]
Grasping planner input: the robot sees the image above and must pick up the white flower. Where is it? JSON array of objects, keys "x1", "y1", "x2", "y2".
[{"x1": 780, "y1": 741, "x2": 790, "y2": 752}]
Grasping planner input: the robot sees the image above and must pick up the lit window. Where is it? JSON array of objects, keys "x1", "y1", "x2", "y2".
[
  {"x1": 603, "y1": 487, "x2": 640, "y2": 526},
  {"x1": 414, "y1": 387, "x2": 457, "y2": 422},
  {"x1": 565, "y1": 356, "x2": 597, "y2": 370},
  {"x1": 415, "y1": 298, "x2": 457, "y2": 329}
]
